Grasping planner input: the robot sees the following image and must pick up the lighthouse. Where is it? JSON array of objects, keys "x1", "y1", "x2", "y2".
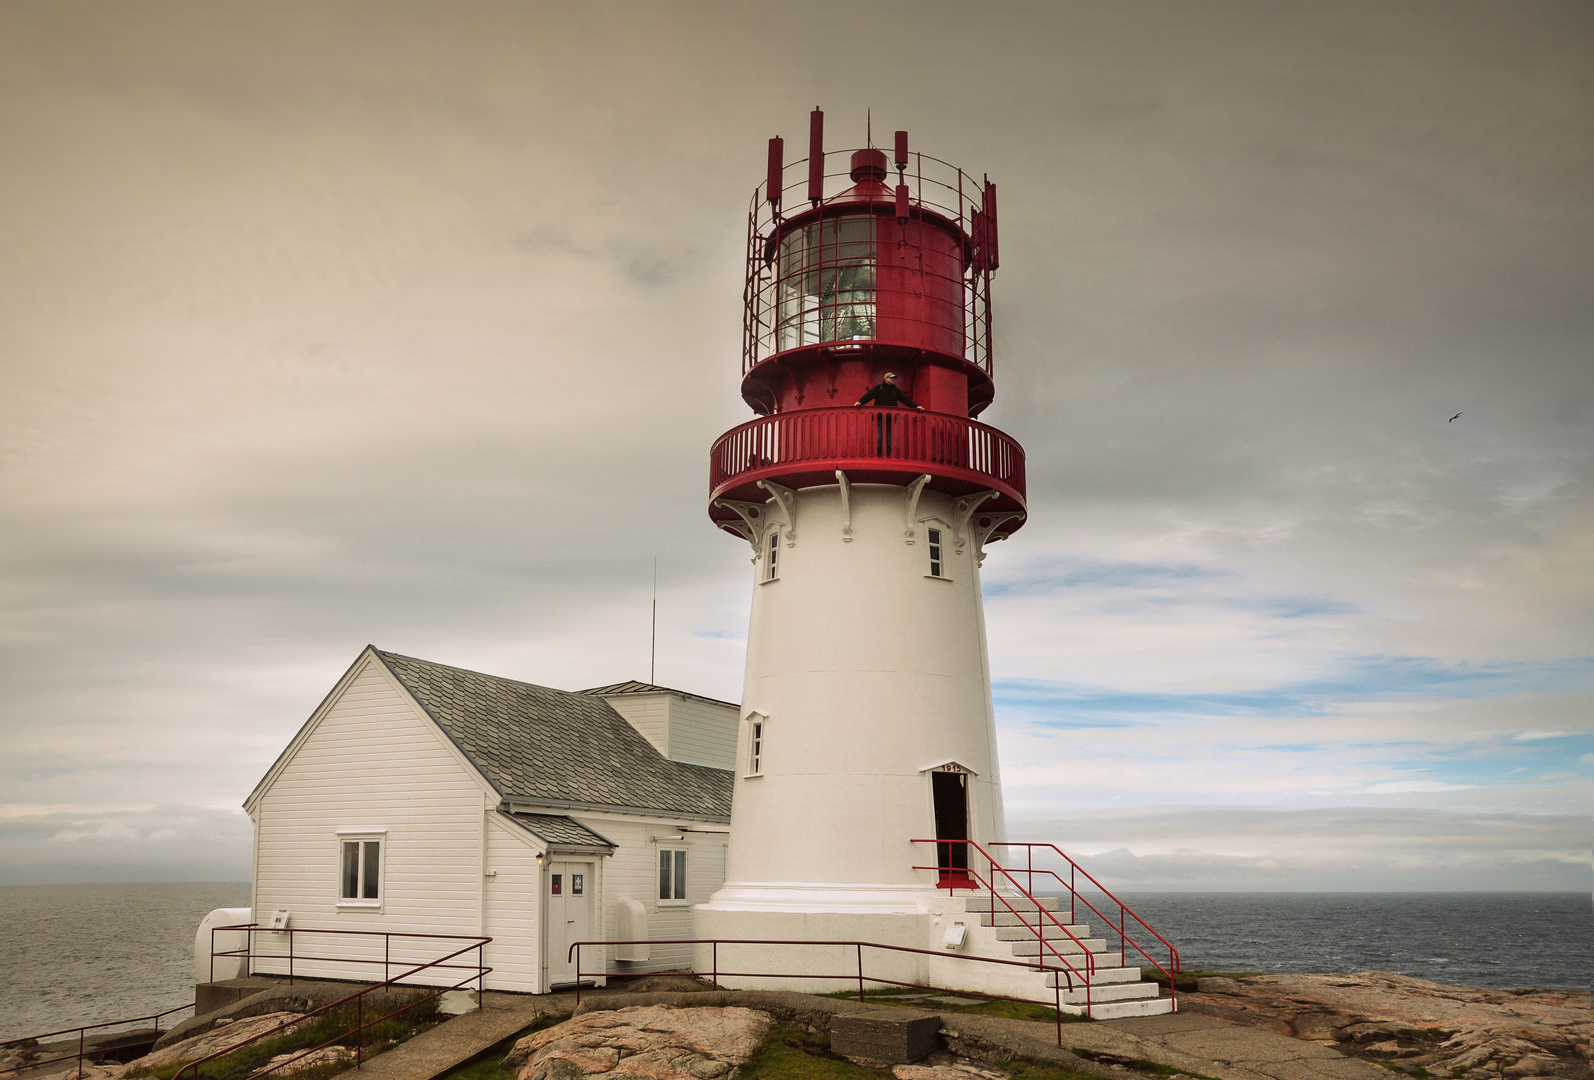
[
  {"x1": 693, "y1": 113, "x2": 1175, "y2": 1018},
  {"x1": 696, "y1": 110, "x2": 1026, "y2": 974}
]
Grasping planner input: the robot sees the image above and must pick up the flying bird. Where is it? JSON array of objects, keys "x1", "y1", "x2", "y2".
[{"x1": 1449, "y1": 412, "x2": 1463, "y2": 423}]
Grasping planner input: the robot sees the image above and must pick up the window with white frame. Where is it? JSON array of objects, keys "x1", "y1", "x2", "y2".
[
  {"x1": 339, "y1": 837, "x2": 382, "y2": 903},
  {"x1": 658, "y1": 847, "x2": 688, "y2": 901},
  {"x1": 926, "y1": 526, "x2": 948, "y2": 578},
  {"x1": 763, "y1": 528, "x2": 780, "y2": 582},
  {"x1": 747, "y1": 714, "x2": 766, "y2": 776}
]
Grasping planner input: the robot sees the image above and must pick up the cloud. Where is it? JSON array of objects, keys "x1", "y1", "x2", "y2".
[
  {"x1": 0, "y1": 2, "x2": 1589, "y2": 886},
  {"x1": 1004, "y1": 806, "x2": 1592, "y2": 891},
  {"x1": 0, "y1": 806, "x2": 252, "y2": 885}
]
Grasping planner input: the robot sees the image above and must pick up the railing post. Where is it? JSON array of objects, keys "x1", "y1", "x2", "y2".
[
  {"x1": 1069, "y1": 865, "x2": 1076, "y2": 925},
  {"x1": 288, "y1": 928, "x2": 295, "y2": 985},
  {"x1": 1120, "y1": 909, "x2": 1126, "y2": 967},
  {"x1": 385, "y1": 934, "x2": 390, "y2": 984},
  {"x1": 478, "y1": 943, "x2": 485, "y2": 1011},
  {"x1": 574, "y1": 945, "x2": 581, "y2": 1006},
  {"x1": 712, "y1": 942, "x2": 718, "y2": 991},
  {"x1": 1054, "y1": 982, "x2": 1061, "y2": 1047},
  {"x1": 856, "y1": 944, "x2": 864, "y2": 1002},
  {"x1": 356, "y1": 992, "x2": 363, "y2": 1070},
  {"x1": 77, "y1": 1028, "x2": 84, "y2": 1080}
]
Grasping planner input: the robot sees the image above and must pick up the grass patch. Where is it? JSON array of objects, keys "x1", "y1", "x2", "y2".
[
  {"x1": 739, "y1": 1024, "x2": 888, "y2": 1080},
  {"x1": 1058, "y1": 1052, "x2": 1224, "y2": 1080},
  {"x1": 998, "y1": 1060, "x2": 1107, "y2": 1080},
  {"x1": 128, "y1": 995, "x2": 443, "y2": 1080},
  {"x1": 817, "y1": 989, "x2": 1087, "y2": 1025},
  {"x1": 437, "y1": 1014, "x2": 566, "y2": 1080}
]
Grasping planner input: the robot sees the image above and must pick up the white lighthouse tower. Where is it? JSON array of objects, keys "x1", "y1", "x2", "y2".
[{"x1": 694, "y1": 113, "x2": 1176, "y2": 1018}]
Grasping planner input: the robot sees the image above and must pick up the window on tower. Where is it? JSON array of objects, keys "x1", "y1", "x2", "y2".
[
  {"x1": 746, "y1": 713, "x2": 766, "y2": 776},
  {"x1": 764, "y1": 528, "x2": 779, "y2": 582},
  {"x1": 774, "y1": 217, "x2": 876, "y2": 351},
  {"x1": 926, "y1": 526, "x2": 948, "y2": 579}
]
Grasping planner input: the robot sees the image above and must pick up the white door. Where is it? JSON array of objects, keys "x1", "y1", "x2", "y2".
[{"x1": 547, "y1": 861, "x2": 595, "y2": 986}]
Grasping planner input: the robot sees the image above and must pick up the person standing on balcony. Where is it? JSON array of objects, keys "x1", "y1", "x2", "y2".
[{"x1": 855, "y1": 373, "x2": 924, "y2": 456}]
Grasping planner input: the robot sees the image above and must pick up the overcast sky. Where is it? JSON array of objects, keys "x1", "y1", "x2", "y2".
[{"x1": 1, "y1": 2, "x2": 1589, "y2": 890}]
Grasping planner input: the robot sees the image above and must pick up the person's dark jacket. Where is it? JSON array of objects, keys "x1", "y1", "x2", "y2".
[{"x1": 856, "y1": 381, "x2": 921, "y2": 409}]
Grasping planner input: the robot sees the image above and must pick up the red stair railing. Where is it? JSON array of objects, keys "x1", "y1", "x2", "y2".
[
  {"x1": 916, "y1": 839, "x2": 1179, "y2": 1013},
  {"x1": 990, "y1": 841, "x2": 1182, "y2": 978}
]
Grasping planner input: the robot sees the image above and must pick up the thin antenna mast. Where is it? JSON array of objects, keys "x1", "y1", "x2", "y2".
[{"x1": 650, "y1": 556, "x2": 658, "y2": 684}]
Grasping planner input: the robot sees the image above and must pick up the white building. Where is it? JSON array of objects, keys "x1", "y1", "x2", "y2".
[{"x1": 242, "y1": 646, "x2": 736, "y2": 993}]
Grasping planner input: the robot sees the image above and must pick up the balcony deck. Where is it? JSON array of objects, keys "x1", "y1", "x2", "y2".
[{"x1": 709, "y1": 407, "x2": 1026, "y2": 539}]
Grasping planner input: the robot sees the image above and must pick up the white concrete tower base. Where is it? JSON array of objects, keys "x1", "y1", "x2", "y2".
[{"x1": 696, "y1": 479, "x2": 1009, "y2": 987}]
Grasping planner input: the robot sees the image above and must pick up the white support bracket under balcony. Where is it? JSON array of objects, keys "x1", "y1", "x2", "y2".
[
  {"x1": 903, "y1": 474, "x2": 932, "y2": 543},
  {"x1": 712, "y1": 499, "x2": 770, "y2": 549},
  {"x1": 756, "y1": 480, "x2": 799, "y2": 546},
  {"x1": 835, "y1": 470, "x2": 853, "y2": 541},
  {"x1": 951, "y1": 490, "x2": 1000, "y2": 552}
]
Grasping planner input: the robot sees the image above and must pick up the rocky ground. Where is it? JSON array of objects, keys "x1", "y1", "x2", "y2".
[
  {"x1": 503, "y1": 1005, "x2": 771, "y2": 1080},
  {"x1": 1182, "y1": 971, "x2": 1591, "y2": 1079}
]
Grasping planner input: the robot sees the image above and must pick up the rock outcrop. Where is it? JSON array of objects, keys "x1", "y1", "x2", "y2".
[
  {"x1": 503, "y1": 1005, "x2": 771, "y2": 1080},
  {"x1": 1185, "y1": 971, "x2": 1591, "y2": 1080}
]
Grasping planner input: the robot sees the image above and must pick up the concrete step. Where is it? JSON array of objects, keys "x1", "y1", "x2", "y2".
[
  {"x1": 1080, "y1": 996, "x2": 1176, "y2": 1020},
  {"x1": 1006, "y1": 937, "x2": 1108, "y2": 957},
  {"x1": 1057, "y1": 981, "x2": 1162, "y2": 1005},
  {"x1": 991, "y1": 923, "x2": 1091, "y2": 941},
  {"x1": 978, "y1": 912, "x2": 1091, "y2": 932},
  {"x1": 1044, "y1": 966, "x2": 1144, "y2": 987},
  {"x1": 961, "y1": 895, "x2": 1059, "y2": 913}
]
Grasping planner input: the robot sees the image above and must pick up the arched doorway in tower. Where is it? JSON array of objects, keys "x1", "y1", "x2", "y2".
[{"x1": 931, "y1": 769, "x2": 972, "y2": 889}]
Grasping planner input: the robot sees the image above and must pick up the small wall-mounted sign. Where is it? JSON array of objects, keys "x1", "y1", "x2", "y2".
[{"x1": 572, "y1": 874, "x2": 585, "y2": 895}]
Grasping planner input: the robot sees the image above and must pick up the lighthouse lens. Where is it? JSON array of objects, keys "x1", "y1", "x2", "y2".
[{"x1": 775, "y1": 217, "x2": 875, "y2": 351}]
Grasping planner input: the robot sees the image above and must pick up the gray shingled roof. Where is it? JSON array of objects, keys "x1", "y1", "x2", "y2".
[
  {"x1": 505, "y1": 812, "x2": 616, "y2": 851},
  {"x1": 376, "y1": 650, "x2": 732, "y2": 820},
  {"x1": 581, "y1": 681, "x2": 738, "y2": 710}
]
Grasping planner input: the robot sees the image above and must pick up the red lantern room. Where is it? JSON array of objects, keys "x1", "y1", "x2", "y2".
[{"x1": 710, "y1": 110, "x2": 1027, "y2": 544}]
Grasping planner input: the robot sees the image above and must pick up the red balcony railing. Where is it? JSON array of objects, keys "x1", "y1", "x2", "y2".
[{"x1": 709, "y1": 407, "x2": 1026, "y2": 525}]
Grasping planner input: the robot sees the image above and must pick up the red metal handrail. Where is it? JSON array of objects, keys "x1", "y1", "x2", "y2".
[
  {"x1": 709, "y1": 406, "x2": 1026, "y2": 508},
  {"x1": 905, "y1": 860, "x2": 1096, "y2": 1003},
  {"x1": 174, "y1": 925, "x2": 491, "y2": 1080},
  {"x1": 989, "y1": 842, "x2": 1182, "y2": 977},
  {"x1": 1, "y1": 1005, "x2": 193, "y2": 1079},
  {"x1": 569, "y1": 937, "x2": 1086, "y2": 1047},
  {"x1": 923, "y1": 840, "x2": 1180, "y2": 1011}
]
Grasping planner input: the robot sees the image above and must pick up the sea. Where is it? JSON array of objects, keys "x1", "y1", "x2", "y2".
[{"x1": 0, "y1": 885, "x2": 1587, "y2": 1043}]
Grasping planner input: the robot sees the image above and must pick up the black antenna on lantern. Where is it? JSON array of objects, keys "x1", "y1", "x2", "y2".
[
  {"x1": 650, "y1": 556, "x2": 658, "y2": 684},
  {"x1": 867, "y1": 108, "x2": 872, "y2": 148}
]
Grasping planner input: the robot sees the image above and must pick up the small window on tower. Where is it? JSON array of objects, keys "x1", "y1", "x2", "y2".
[
  {"x1": 764, "y1": 528, "x2": 780, "y2": 582},
  {"x1": 748, "y1": 716, "x2": 765, "y2": 776},
  {"x1": 927, "y1": 528, "x2": 946, "y2": 578}
]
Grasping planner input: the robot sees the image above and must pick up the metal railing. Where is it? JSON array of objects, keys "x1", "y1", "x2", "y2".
[
  {"x1": 1, "y1": 1005, "x2": 193, "y2": 1079},
  {"x1": 210, "y1": 923, "x2": 490, "y2": 989},
  {"x1": 570, "y1": 937, "x2": 1087, "y2": 1047},
  {"x1": 744, "y1": 149, "x2": 995, "y2": 376},
  {"x1": 709, "y1": 406, "x2": 1026, "y2": 506},
  {"x1": 989, "y1": 841, "x2": 1182, "y2": 977},
  {"x1": 170, "y1": 926, "x2": 493, "y2": 1080},
  {"x1": 921, "y1": 840, "x2": 1180, "y2": 1011}
]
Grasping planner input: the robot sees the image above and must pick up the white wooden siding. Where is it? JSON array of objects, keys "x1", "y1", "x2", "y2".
[
  {"x1": 603, "y1": 695, "x2": 670, "y2": 757},
  {"x1": 574, "y1": 813, "x2": 728, "y2": 974},
  {"x1": 664, "y1": 697, "x2": 738, "y2": 770},
  {"x1": 482, "y1": 816, "x2": 542, "y2": 992},
  {"x1": 250, "y1": 658, "x2": 494, "y2": 986}
]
